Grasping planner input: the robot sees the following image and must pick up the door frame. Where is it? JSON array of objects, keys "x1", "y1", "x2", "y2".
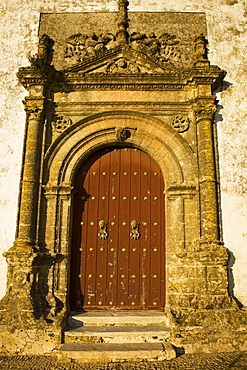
[{"x1": 42, "y1": 111, "x2": 198, "y2": 318}]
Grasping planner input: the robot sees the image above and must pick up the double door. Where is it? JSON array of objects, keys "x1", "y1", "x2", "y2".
[{"x1": 71, "y1": 147, "x2": 165, "y2": 310}]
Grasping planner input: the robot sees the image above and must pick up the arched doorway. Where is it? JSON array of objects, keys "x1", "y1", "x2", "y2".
[{"x1": 70, "y1": 146, "x2": 166, "y2": 311}]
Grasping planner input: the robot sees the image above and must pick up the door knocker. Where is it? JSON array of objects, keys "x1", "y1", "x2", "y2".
[
  {"x1": 130, "y1": 220, "x2": 140, "y2": 240},
  {"x1": 98, "y1": 220, "x2": 108, "y2": 240}
]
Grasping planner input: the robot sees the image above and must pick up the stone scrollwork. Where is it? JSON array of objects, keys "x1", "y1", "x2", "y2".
[
  {"x1": 52, "y1": 115, "x2": 73, "y2": 133},
  {"x1": 171, "y1": 115, "x2": 190, "y2": 133},
  {"x1": 65, "y1": 33, "x2": 119, "y2": 62}
]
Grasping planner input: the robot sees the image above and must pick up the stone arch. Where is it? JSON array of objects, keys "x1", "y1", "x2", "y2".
[{"x1": 44, "y1": 111, "x2": 196, "y2": 189}]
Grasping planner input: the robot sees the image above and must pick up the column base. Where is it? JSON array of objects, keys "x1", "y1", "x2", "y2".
[
  {"x1": 0, "y1": 242, "x2": 66, "y2": 354},
  {"x1": 167, "y1": 306, "x2": 247, "y2": 353}
]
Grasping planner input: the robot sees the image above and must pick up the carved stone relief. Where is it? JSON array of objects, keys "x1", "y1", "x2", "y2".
[
  {"x1": 65, "y1": 32, "x2": 119, "y2": 62},
  {"x1": 106, "y1": 58, "x2": 140, "y2": 74},
  {"x1": 171, "y1": 115, "x2": 190, "y2": 133},
  {"x1": 129, "y1": 32, "x2": 181, "y2": 65},
  {"x1": 52, "y1": 116, "x2": 72, "y2": 133},
  {"x1": 64, "y1": 31, "x2": 181, "y2": 68},
  {"x1": 115, "y1": 126, "x2": 128, "y2": 141}
]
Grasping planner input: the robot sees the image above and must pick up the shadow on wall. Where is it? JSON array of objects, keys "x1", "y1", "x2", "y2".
[
  {"x1": 214, "y1": 81, "x2": 233, "y2": 123},
  {"x1": 227, "y1": 249, "x2": 244, "y2": 309}
]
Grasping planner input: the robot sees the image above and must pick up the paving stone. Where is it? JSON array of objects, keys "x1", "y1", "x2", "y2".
[{"x1": 0, "y1": 352, "x2": 246, "y2": 370}]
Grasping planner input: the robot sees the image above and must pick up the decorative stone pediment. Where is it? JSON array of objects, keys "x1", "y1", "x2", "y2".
[{"x1": 63, "y1": 45, "x2": 173, "y2": 76}]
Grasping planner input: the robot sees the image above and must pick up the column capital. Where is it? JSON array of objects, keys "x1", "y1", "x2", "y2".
[
  {"x1": 43, "y1": 183, "x2": 74, "y2": 196},
  {"x1": 193, "y1": 98, "x2": 217, "y2": 122},
  {"x1": 23, "y1": 97, "x2": 45, "y2": 119}
]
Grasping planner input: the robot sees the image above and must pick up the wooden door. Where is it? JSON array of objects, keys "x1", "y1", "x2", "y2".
[{"x1": 70, "y1": 147, "x2": 165, "y2": 311}]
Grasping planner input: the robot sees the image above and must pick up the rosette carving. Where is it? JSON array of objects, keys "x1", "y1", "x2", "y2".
[
  {"x1": 52, "y1": 116, "x2": 72, "y2": 133},
  {"x1": 171, "y1": 115, "x2": 190, "y2": 133}
]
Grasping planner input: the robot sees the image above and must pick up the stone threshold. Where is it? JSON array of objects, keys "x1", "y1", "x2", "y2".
[
  {"x1": 68, "y1": 311, "x2": 170, "y2": 327},
  {"x1": 57, "y1": 342, "x2": 176, "y2": 362}
]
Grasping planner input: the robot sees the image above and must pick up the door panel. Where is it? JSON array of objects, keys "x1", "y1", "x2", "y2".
[{"x1": 71, "y1": 147, "x2": 165, "y2": 311}]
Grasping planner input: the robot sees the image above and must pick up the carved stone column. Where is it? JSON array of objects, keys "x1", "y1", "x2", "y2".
[
  {"x1": 15, "y1": 97, "x2": 45, "y2": 250},
  {"x1": 194, "y1": 98, "x2": 219, "y2": 241}
]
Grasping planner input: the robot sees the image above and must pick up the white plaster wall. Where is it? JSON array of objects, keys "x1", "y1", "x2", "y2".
[{"x1": 0, "y1": 0, "x2": 246, "y2": 305}]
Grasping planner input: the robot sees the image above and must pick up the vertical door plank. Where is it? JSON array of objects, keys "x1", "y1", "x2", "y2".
[
  {"x1": 117, "y1": 148, "x2": 131, "y2": 308},
  {"x1": 129, "y1": 149, "x2": 141, "y2": 308}
]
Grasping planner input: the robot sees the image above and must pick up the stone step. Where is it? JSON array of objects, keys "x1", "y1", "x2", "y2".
[
  {"x1": 64, "y1": 324, "x2": 170, "y2": 343},
  {"x1": 58, "y1": 342, "x2": 176, "y2": 362},
  {"x1": 68, "y1": 311, "x2": 169, "y2": 327}
]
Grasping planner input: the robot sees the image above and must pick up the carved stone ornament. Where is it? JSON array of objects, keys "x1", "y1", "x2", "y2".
[
  {"x1": 171, "y1": 115, "x2": 190, "y2": 133},
  {"x1": 106, "y1": 58, "x2": 140, "y2": 74},
  {"x1": 52, "y1": 115, "x2": 72, "y2": 133},
  {"x1": 64, "y1": 31, "x2": 181, "y2": 67},
  {"x1": 116, "y1": 126, "x2": 128, "y2": 141},
  {"x1": 129, "y1": 32, "x2": 181, "y2": 64},
  {"x1": 194, "y1": 33, "x2": 209, "y2": 63}
]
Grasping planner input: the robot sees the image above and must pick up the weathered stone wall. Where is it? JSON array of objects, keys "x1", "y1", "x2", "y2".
[{"x1": 0, "y1": 0, "x2": 246, "y2": 307}]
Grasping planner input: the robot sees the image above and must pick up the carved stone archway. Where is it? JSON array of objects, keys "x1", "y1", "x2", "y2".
[
  {"x1": 0, "y1": 1, "x2": 246, "y2": 355},
  {"x1": 42, "y1": 111, "x2": 197, "y2": 315}
]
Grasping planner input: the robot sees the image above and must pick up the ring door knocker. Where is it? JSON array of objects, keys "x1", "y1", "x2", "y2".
[
  {"x1": 130, "y1": 220, "x2": 140, "y2": 240},
  {"x1": 98, "y1": 220, "x2": 109, "y2": 240}
]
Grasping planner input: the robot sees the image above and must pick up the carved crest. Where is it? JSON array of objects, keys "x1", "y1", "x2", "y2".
[{"x1": 64, "y1": 30, "x2": 181, "y2": 74}]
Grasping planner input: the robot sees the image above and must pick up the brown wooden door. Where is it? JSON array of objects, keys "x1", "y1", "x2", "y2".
[{"x1": 71, "y1": 147, "x2": 165, "y2": 311}]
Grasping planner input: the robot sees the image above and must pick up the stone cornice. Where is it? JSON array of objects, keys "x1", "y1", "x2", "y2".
[
  {"x1": 55, "y1": 65, "x2": 226, "y2": 92},
  {"x1": 17, "y1": 52, "x2": 226, "y2": 93},
  {"x1": 17, "y1": 65, "x2": 58, "y2": 90}
]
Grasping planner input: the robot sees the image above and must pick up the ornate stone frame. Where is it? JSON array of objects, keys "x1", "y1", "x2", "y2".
[{"x1": 43, "y1": 111, "x2": 197, "y2": 312}]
